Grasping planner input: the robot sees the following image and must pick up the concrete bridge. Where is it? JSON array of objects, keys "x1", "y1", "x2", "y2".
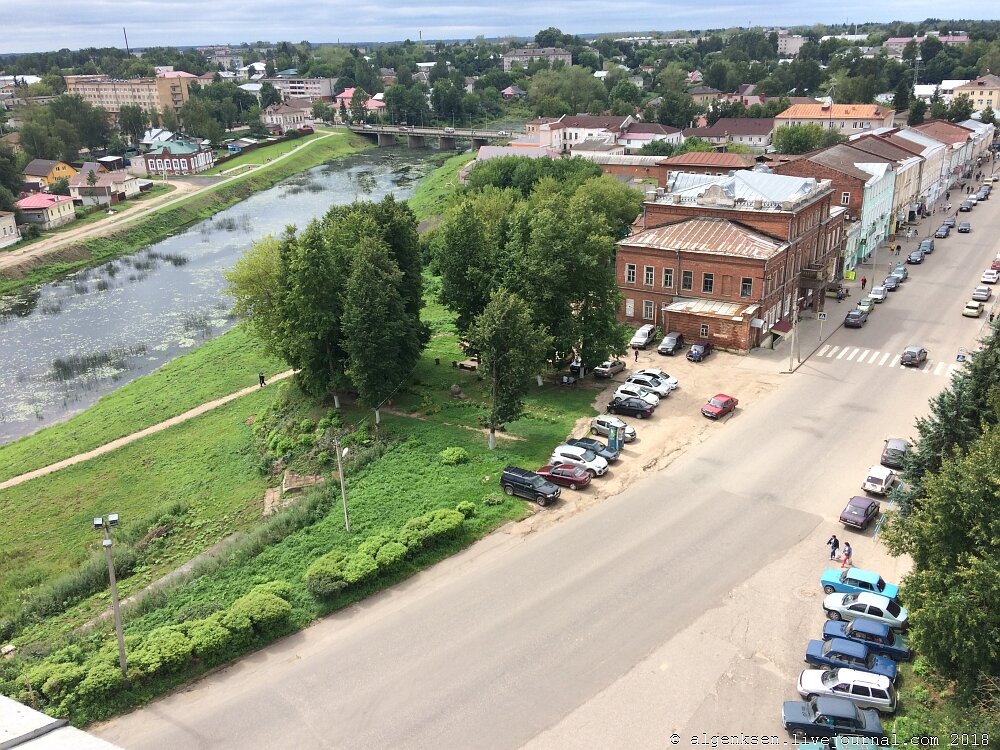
[{"x1": 348, "y1": 124, "x2": 516, "y2": 150}]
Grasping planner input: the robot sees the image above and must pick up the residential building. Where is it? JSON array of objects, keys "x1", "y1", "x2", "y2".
[
  {"x1": 912, "y1": 80, "x2": 970, "y2": 105},
  {"x1": 208, "y1": 49, "x2": 243, "y2": 71},
  {"x1": 501, "y1": 47, "x2": 572, "y2": 72},
  {"x1": 69, "y1": 164, "x2": 140, "y2": 206},
  {"x1": 618, "y1": 170, "x2": 843, "y2": 351},
  {"x1": 617, "y1": 123, "x2": 682, "y2": 153},
  {"x1": 262, "y1": 101, "x2": 314, "y2": 133},
  {"x1": 881, "y1": 128, "x2": 949, "y2": 208},
  {"x1": 129, "y1": 138, "x2": 215, "y2": 176},
  {"x1": 883, "y1": 34, "x2": 970, "y2": 53},
  {"x1": 685, "y1": 70, "x2": 703, "y2": 85},
  {"x1": 500, "y1": 85, "x2": 527, "y2": 100},
  {"x1": 568, "y1": 140, "x2": 626, "y2": 156},
  {"x1": 775, "y1": 103, "x2": 895, "y2": 135},
  {"x1": 15, "y1": 193, "x2": 76, "y2": 230},
  {"x1": 846, "y1": 134, "x2": 924, "y2": 231},
  {"x1": 0, "y1": 131, "x2": 21, "y2": 154},
  {"x1": 777, "y1": 33, "x2": 806, "y2": 57},
  {"x1": 658, "y1": 151, "x2": 757, "y2": 176},
  {"x1": 957, "y1": 118, "x2": 997, "y2": 162},
  {"x1": 140, "y1": 128, "x2": 175, "y2": 147},
  {"x1": 688, "y1": 85, "x2": 723, "y2": 106},
  {"x1": 63, "y1": 71, "x2": 196, "y2": 118},
  {"x1": 682, "y1": 118, "x2": 775, "y2": 152},
  {"x1": 952, "y1": 74, "x2": 1000, "y2": 113},
  {"x1": 22, "y1": 159, "x2": 77, "y2": 189},
  {"x1": 264, "y1": 76, "x2": 337, "y2": 102},
  {"x1": 538, "y1": 115, "x2": 634, "y2": 151},
  {"x1": 0, "y1": 211, "x2": 21, "y2": 248},
  {"x1": 772, "y1": 145, "x2": 895, "y2": 271},
  {"x1": 912, "y1": 120, "x2": 976, "y2": 180}
]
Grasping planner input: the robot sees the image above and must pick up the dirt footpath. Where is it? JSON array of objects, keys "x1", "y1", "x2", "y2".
[{"x1": 511, "y1": 347, "x2": 784, "y2": 535}]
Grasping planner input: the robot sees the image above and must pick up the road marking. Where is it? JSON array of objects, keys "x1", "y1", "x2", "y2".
[
  {"x1": 878, "y1": 352, "x2": 891, "y2": 366},
  {"x1": 825, "y1": 346, "x2": 840, "y2": 358},
  {"x1": 933, "y1": 361, "x2": 947, "y2": 376},
  {"x1": 922, "y1": 361, "x2": 933, "y2": 373},
  {"x1": 818, "y1": 345, "x2": 831, "y2": 357},
  {"x1": 837, "y1": 347, "x2": 851, "y2": 360},
  {"x1": 865, "y1": 351, "x2": 881, "y2": 364},
  {"x1": 946, "y1": 364, "x2": 961, "y2": 379},
  {"x1": 846, "y1": 348, "x2": 860, "y2": 361},
  {"x1": 887, "y1": 355, "x2": 900, "y2": 367},
  {"x1": 858, "y1": 349, "x2": 871, "y2": 363}
]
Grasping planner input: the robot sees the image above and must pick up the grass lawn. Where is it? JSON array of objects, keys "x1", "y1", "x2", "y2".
[
  {"x1": 0, "y1": 327, "x2": 285, "y2": 484},
  {"x1": 201, "y1": 132, "x2": 329, "y2": 176},
  {"x1": 406, "y1": 151, "x2": 475, "y2": 222}
]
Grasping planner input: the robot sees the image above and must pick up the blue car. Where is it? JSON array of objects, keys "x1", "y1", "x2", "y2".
[
  {"x1": 566, "y1": 437, "x2": 619, "y2": 462},
  {"x1": 823, "y1": 617, "x2": 912, "y2": 661},
  {"x1": 805, "y1": 638, "x2": 898, "y2": 683},
  {"x1": 821, "y1": 568, "x2": 899, "y2": 600}
]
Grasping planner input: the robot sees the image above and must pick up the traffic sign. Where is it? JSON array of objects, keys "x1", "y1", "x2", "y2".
[{"x1": 818, "y1": 312, "x2": 828, "y2": 321}]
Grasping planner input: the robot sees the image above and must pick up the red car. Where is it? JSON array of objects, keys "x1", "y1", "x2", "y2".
[
  {"x1": 536, "y1": 464, "x2": 592, "y2": 490},
  {"x1": 702, "y1": 393, "x2": 738, "y2": 419}
]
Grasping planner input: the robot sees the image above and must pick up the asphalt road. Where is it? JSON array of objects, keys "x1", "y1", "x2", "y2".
[{"x1": 96, "y1": 184, "x2": 999, "y2": 749}]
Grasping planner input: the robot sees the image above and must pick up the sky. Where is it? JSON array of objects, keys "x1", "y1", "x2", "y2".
[{"x1": 2, "y1": 1, "x2": 997, "y2": 55}]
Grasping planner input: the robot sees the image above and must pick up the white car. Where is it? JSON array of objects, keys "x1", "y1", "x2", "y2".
[
  {"x1": 631, "y1": 368, "x2": 679, "y2": 390},
  {"x1": 589, "y1": 415, "x2": 636, "y2": 442},
  {"x1": 593, "y1": 359, "x2": 626, "y2": 378},
  {"x1": 982, "y1": 269, "x2": 1000, "y2": 284},
  {"x1": 862, "y1": 465, "x2": 896, "y2": 495},
  {"x1": 823, "y1": 592, "x2": 909, "y2": 630},
  {"x1": 613, "y1": 384, "x2": 659, "y2": 407},
  {"x1": 549, "y1": 444, "x2": 609, "y2": 477},
  {"x1": 797, "y1": 668, "x2": 897, "y2": 714},
  {"x1": 624, "y1": 374, "x2": 672, "y2": 397},
  {"x1": 868, "y1": 286, "x2": 888, "y2": 302}
]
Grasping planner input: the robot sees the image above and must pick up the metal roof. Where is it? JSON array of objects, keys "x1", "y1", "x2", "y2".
[{"x1": 622, "y1": 217, "x2": 785, "y2": 260}]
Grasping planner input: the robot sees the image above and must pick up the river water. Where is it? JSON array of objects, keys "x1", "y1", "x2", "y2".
[{"x1": 0, "y1": 149, "x2": 437, "y2": 444}]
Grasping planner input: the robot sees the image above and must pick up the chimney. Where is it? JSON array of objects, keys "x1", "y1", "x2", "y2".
[
  {"x1": 753, "y1": 198, "x2": 763, "y2": 209},
  {"x1": 645, "y1": 190, "x2": 657, "y2": 202}
]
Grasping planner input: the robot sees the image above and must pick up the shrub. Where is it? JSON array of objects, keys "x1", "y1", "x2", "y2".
[
  {"x1": 130, "y1": 625, "x2": 193, "y2": 676},
  {"x1": 299, "y1": 419, "x2": 315, "y2": 433},
  {"x1": 229, "y1": 590, "x2": 292, "y2": 635},
  {"x1": 395, "y1": 509, "x2": 465, "y2": 552},
  {"x1": 318, "y1": 417, "x2": 332, "y2": 431},
  {"x1": 439, "y1": 447, "x2": 469, "y2": 465},
  {"x1": 297, "y1": 433, "x2": 315, "y2": 448},
  {"x1": 357, "y1": 535, "x2": 392, "y2": 558},
  {"x1": 482, "y1": 493, "x2": 505, "y2": 506},
  {"x1": 75, "y1": 660, "x2": 123, "y2": 699},
  {"x1": 305, "y1": 551, "x2": 347, "y2": 599},
  {"x1": 455, "y1": 501, "x2": 476, "y2": 518},
  {"x1": 324, "y1": 409, "x2": 343, "y2": 428},
  {"x1": 187, "y1": 615, "x2": 231, "y2": 660},
  {"x1": 33, "y1": 662, "x2": 87, "y2": 702},
  {"x1": 218, "y1": 607, "x2": 254, "y2": 649},
  {"x1": 317, "y1": 451, "x2": 331, "y2": 465},
  {"x1": 341, "y1": 553, "x2": 378, "y2": 585},
  {"x1": 374, "y1": 541, "x2": 407, "y2": 569},
  {"x1": 251, "y1": 580, "x2": 294, "y2": 600}
]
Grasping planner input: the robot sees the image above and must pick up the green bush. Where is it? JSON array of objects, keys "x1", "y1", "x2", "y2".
[
  {"x1": 32, "y1": 662, "x2": 87, "y2": 703},
  {"x1": 357, "y1": 535, "x2": 392, "y2": 558},
  {"x1": 229, "y1": 590, "x2": 292, "y2": 635},
  {"x1": 456, "y1": 501, "x2": 476, "y2": 518},
  {"x1": 296, "y1": 433, "x2": 315, "y2": 448},
  {"x1": 130, "y1": 625, "x2": 193, "y2": 676},
  {"x1": 317, "y1": 451, "x2": 331, "y2": 465},
  {"x1": 305, "y1": 551, "x2": 348, "y2": 599},
  {"x1": 218, "y1": 607, "x2": 254, "y2": 649},
  {"x1": 374, "y1": 541, "x2": 407, "y2": 569},
  {"x1": 395, "y1": 509, "x2": 465, "y2": 552},
  {"x1": 187, "y1": 615, "x2": 231, "y2": 660},
  {"x1": 325, "y1": 409, "x2": 343, "y2": 428},
  {"x1": 75, "y1": 660, "x2": 124, "y2": 699},
  {"x1": 439, "y1": 446, "x2": 469, "y2": 465},
  {"x1": 341, "y1": 553, "x2": 378, "y2": 585},
  {"x1": 251, "y1": 580, "x2": 294, "y2": 600},
  {"x1": 482, "y1": 493, "x2": 505, "y2": 506},
  {"x1": 298, "y1": 419, "x2": 315, "y2": 433}
]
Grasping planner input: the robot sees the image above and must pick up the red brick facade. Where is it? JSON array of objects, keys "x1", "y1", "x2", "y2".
[{"x1": 771, "y1": 159, "x2": 867, "y2": 222}]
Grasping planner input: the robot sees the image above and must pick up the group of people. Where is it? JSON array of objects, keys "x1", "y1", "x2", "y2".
[{"x1": 826, "y1": 535, "x2": 853, "y2": 568}]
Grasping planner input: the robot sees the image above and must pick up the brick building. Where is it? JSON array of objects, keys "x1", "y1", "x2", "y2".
[
  {"x1": 658, "y1": 151, "x2": 757, "y2": 176},
  {"x1": 617, "y1": 171, "x2": 844, "y2": 352}
]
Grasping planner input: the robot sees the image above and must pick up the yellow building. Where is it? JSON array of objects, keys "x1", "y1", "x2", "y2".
[
  {"x1": 953, "y1": 74, "x2": 1000, "y2": 113},
  {"x1": 22, "y1": 158, "x2": 77, "y2": 188},
  {"x1": 63, "y1": 71, "x2": 196, "y2": 119}
]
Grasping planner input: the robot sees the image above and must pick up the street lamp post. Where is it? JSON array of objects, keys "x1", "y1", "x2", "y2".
[
  {"x1": 94, "y1": 514, "x2": 127, "y2": 679},
  {"x1": 333, "y1": 439, "x2": 351, "y2": 532}
]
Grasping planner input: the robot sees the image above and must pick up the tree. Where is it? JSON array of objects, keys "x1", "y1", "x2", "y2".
[
  {"x1": 656, "y1": 91, "x2": 698, "y2": 129},
  {"x1": 772, "y1": 123, "x2": 829, "y2": 154},
  {"x1": 259, "y1": 82, "x2": 282, "y2": 109},
  {"x1": 637, "y1": 139, "x2": 676, "y2": 156},
  {"x1": 907, "y1": 99, "x2": 927, "y2": 126},
  {"x1": 980, "y1": 105, "x2": 997, "y2": 126},
  {"x1": 434, "y1": 200, "x2": 495, "y2": 332},
  {"x1": 224, "y1": 235, "x2": 286, "y2": 356},
  {"x1": 948, "y1": 93, "x2": 974, "y2": 123},
  {"x1": 350, "y1": 88, "x2": 368, "y2": 124},
  {"x1": 118, "y1": 104, "x2": 148, "y2": 144},
  {"x1": 160, "y1": 106, "x2": 179, "y2": 132},
  {"x1": 312, "y1": 101, "x2": 332, "y2": 123},
  {"x1": 892, "y1": 80, "x2": 911, "y2": 113},
  {"x1": 470, "y1": 287, "x2": 550, "y2": 449}
]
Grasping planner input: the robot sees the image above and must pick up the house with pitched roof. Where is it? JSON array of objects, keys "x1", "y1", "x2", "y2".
[
  {"x1": 775, "y1": 103, "x2": 895, "y2": 136},
  {"x1": 952, "y1": 74, "x2": 1000, "y2": 113},
  {"x1": 657, "y1": 151, "x2": 757, "y2": 175},
  {"x1": 22, "y1": 159, "x2": 77, "y2": 189},
  {"x1": 69, "y1": 163, "x2": 140, "y2": 205},
  {"x1": 883, "y1": 128, "x2": 950, "y2": 207},
  {"x1": 682, "y1": 118, "x2": 775, "y2": 152},
  {"x1": 617, "y1": 170, "x2": 844, "y2": 351},
  {"x1": 688, "y1": 85, "x2": 723, "y2": 106},
  {"x1": 501, "y1": 47, "x2": 571, "y2": 72},
  {"x1": 617, "y1": 123, "x2": 682, "y2": 153},
  {"x1": 911, "y1": 120, "x2": 977, "y2": 180},
  {"x1": 846, "y1": 134, "x2": 924, "y2": 230},
  {"x1": 262, "y1": 101, "x2": 314, "y2": 134},
  {"x1": 15, "y1": 193, "x2": 76, "y2": 230},
  {"x1": 0, "y1": 211, "x2": 20, "y2": 248},
  {"x1": 538, "y1": 115, "x2": 635, "y2": 150},
  {"x1": 129, "y1": 138, "x2": 214, "y2": 176}
]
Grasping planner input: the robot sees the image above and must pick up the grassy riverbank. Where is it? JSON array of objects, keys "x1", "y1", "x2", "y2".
[
  {"x1": 0, "y1": 132, "x2": 371, "y2": 296},
  {"x1": 406, "y1": 151, "x2": 475, "y2": 222}
]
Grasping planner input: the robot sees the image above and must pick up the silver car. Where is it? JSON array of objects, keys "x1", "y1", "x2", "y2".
[
  {"x1": 972, "y1": 285, "x2": 992, "y2": 302},
  {"x1": 868, "y1": 286, "x2": 888, "y2": 303},
  {"x1": 589, "y1": 415, "x2": 636, "y2": 442},
  {"x1": 797, "y1": 668, "x2": 897, "y2": 714}
]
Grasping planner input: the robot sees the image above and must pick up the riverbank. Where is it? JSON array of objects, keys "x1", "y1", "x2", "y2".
[{"x1": 0, "y1": 131, "x2": 371, "y2": 296}]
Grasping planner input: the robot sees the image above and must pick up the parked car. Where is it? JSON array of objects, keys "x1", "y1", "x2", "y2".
[
  {"x1": 840, "y1": 496, "x2": 881, "y2": 530},
  {"x1": 702, "y1": 393, "x2": 738, "y2": 419},
  {"x1": 906, "y1": 249, "x2": 925, "y2": 264},
  {"x1": 972, "y1": 285, "x2": 993, "y2": 302},
  {"x1": 657, "y1": 331, "x2": 685, "y2": 355},
  {"x1": 590, "y1": 414, "x2": 636, "y2": 441},
  {"x1": 443, "y1": 126, "x2": 455, "y2": 133},
  {"x1": 890, "y1": 264, "x2": 908, "y2": 281},
  {"x1": 918, "y1": 238, "x2": 935, "y2": 253},
  {"x1": 821, "y1": 567, "x2": 899, "y2": 599},
  {"x1": 797, "y1": 668, "x2": 897, "y2": 714},
  {"x1": 629, "y1": 324, "x2": 657, "y2": 349},
  {"x1": 534, "y1": 464, "x2": 591, "y2": 490},
  {"x1": 686, "y1": 339, "x2": 714, "y2": 362},
  {"x1": 963, "y1": 300, "x2": 985, "y2": 318},
  {"x1": 796, "y1": 738, "x2": 881, "y2": 750},
  {"x1": 862, "y1": 465, "x2": 897, "y2": 495},
  {"x1": 844, "y1": 309, "x2": 868, "y2": 328},
  {"x1": 613, "y1": 384, "x2": 659, "y2": 407},
  {"x1": 606, "y1": 396, "x2": 653, "y2": 419},
  {"x1": 624, "y1": 374, "x2": 672, "y2": 397},
  {"x1": 881, "y1": 276, "x2": 899, "y2": 292},
  {"x1": 880, "y1": 438, "x2": 910, "y2": 469},
  {"x1": 968, "y1": 194, "x2": 979, "y2": 206},
  {"x1": 959, "y1": 200, "x2": 973, "y2": 211},
  {"x1": 565, "y1": 437, "x2": 619, "y2": 462},
  {"x1": 569, "y1": 357, "x2": 584, "y2": 376},
  {"x1": 982, "y1": 269, "x2": 1000, "y2": 284},
  {"x1": 992, "y1": 257, "x2": 1000, "y2": 271},
  {"x1": 867, "y1": 286, "x2": 887, "y2": 303},
  {"x1": 781, "y1": 695, "x2": 884, "y2": 740},
  {"x1": 823, "y1": 592, "x2": 909, "y2": 631},
  {"x1": 804, "y1": 638, "x2": 898, "y2": 683},
  {"x1": 549, "y1": 444, "x2": 609, "y2": 477},
  {"x1": 943, "y1": 216, "x2": 957, "y2": 228},
  {"x1": 593, "y1": 359, "x2": 625, "y2": 378},
  {"x1": 822, "y1": 617, "x2": 912, "y2": 661},
  {"x1": 958, "y1": 221, "x2": 972, "y2": 233},
  {"x1": 631, "y1": 368, "x2": 679, "y2": 390},
  {"x1": 934, "y1": 225, "x2": 951, "y2": 238},
  {"x1": 499, "y1": 466, "x2": 561, "y2": 506},
  {"x1": 899, "y1": 346, "x2": 927, "y2": 366},
  {"x1": 496, "y1": 130, "x2": 510, "y2": 136},
  {"x1": 857, "y1": 297, "x2": 876, "y2": 314}
]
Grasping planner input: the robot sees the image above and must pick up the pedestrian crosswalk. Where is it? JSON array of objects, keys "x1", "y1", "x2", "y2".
[{"x1": 814, "y1": 344, "x2": 962, "y2": 379}]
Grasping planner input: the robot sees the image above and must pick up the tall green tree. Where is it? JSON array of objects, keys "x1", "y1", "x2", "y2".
[
  {"x1": 470, "y1": 287, "x2": 550, "y2": 449},
  {"x1": 118, "y1": 104, "x2": 149, "y2": 144},
  {"x1": 772, "y1": 123, "x2": 829, "y2": 154},
  {"x1": 907, "y1": 98, "x2": 927, "y2": 126},
  {"x1": 434, "y1": 200, "x2": 494, "y2": 332},
  {"x1": 224, "y1": 235, "x2": 285, "y2": 354}
]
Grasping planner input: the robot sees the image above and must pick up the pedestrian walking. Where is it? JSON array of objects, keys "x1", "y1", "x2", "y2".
[
  {"x1": 861, "y1": 276, "x2": 867, "y2": 290},
  {"x1": 896, "y1": 244, "x2": 901, "y2": 256},
  {"x1": 946, "y1": 191, "x2": 951, "y2": 200},
  {"x1": 827, "y1": 534, "x2": 840, "y2": 560},
  {"x1": 889, "y1": 263, "x2": 894, "y2": 274},
  {"x1": 841, "y1": 542, "x2": 853, "y2": 568},
  {"x1": 634, "y1": 348, "x2": 639, "y2": 362},
  {"x1": 991, "y1": 313, "x2": 995, "y2": 324},
  {"x1": 258, "y1": 371, "x2": 266, "y2": 387}
]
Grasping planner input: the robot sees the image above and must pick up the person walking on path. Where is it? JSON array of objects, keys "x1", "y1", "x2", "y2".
[
  {"x1": 634, "y1": 348, "x2": 639, "y2": 362},
  {"x1": 896, "y1": 244, "x2": 901, "y2": 256},
  {"x1": 841, "y1": 542, "x2": 853, "y2": 568},
  {"x1": 827, "y1": 534, "x2": 840, "y2": 560},
  {"x1": 258, "y1": 371, "x2": 267, "y2": 387},
  {"x1": 861, "y1": 276, "x2": 867, "y2": 290},
  {"x1": 991, "y1": 313, "x2": 995, "y2": 324}
]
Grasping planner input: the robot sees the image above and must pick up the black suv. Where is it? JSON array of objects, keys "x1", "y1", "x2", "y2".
[
  {"x1": 686, "y1": 339, "x2": 714, "y2": 362},
  {"x1": 500, "y1": 466, "x2": 561, "y2": 506}
]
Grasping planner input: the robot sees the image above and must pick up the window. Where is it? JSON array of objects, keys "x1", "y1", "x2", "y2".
[
  {"x1": 625, "y1": 264, "x2": 636, "y2": 283},
  {"x1": 740, "y1": 277, "x2": 753, "y2": 297},
  {"x1": 644, "y1": 265, "x2": 654, "y2": 285},
  {"x1": 851, "y1": 686, "x2": 872, "y2": 698},
  {"x1": 662, "y1": 268, "x2": 674, "y2": 289},
  {"x1": 681, "y1": 270, "x2": 693, "y2": 290},
  {"x1": 699, "y1": 324, "x2": 709, "y2": 337},
  {"x1": 841, "y1": 192, "x2": 851, "y2": 205},
  {"x1": 642, "y1": 301, "x2": 654, "y2": 320},
  {"x1": 625, "y1": 298, "x2": 634, "y2": 316},
  {"x1": 702, "y1": 273, "x2": 714, "y2": 293}
]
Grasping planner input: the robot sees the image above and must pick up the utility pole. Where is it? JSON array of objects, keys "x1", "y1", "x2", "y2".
[
  {"x1": 333, "y1": 438, "x2": 351, "y2": 532},
  {"x1": 94, "y1": 514, "x2": 127, "y2": 679}
]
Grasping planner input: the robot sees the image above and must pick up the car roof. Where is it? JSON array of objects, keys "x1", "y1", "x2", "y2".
[
  {"x1": 847, "y1": 617, "x2": 890, "y2": 637},
  {"x1": 867, "y1": 465, "x2": 893, "y2": 478},
  {"x1": 835, "y1": 668, "x2": 892, "y2": 688},
  {"x1": 828, "y1": 638, "x2": 868, "y2": 658},
  {"x1": 847, "y1": 495, "x2": 873, "y2": 507},
  {"x1": 846, "y1": 567, "x2": 882, "y2": 584},
  {"x1": 885, "y1": 438, "x2": 908, "y2": 448},
  {"x1": 853, "y1": 592, "x2": 894, "y2": 607},
  {"x1": 903, "y1": 346, "x2": 923, "y2": 353},
  {"x1": 813, "y1": 695, "x2": 860, "y2": 718}
]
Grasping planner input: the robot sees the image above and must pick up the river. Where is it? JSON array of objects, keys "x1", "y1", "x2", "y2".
[{"x1": 0, "y1": 149, "x2": 439, "y2": 445}]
